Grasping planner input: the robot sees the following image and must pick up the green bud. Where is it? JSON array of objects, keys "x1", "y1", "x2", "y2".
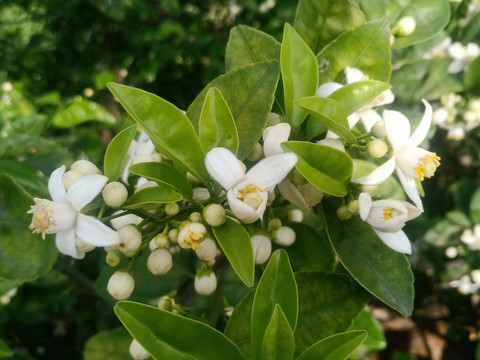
[
  {"x1": 203, "y1": 203, "x2": 226, "y2": 227},
  {"x1": 189, "y1": 211, "x2": 202, "y2": 223},
  {"x1": 155, "y1": 233, "x2": 169, "y2": 248},
  {"x1": 336, "y1": 205, "x2": 352, "y2": 220},
  {"x1": 165, "y1": 202, "x2": 180, "y2": 216},
  {"x1": 102, "y1": 181, "x2": 128, "y2": 208}
]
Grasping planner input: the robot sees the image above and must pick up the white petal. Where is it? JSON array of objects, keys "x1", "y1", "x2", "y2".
[
  {"x1": 384, "y1": 110, "x2": 410, "y2": 152},
  {"x1": 408, "y1": 99, "x2": 432, "y2": 147},
  {"x1": 263, "y1": 123, "x2": 291, "y2": 157},
  {"x1": 397, "y1": 168, "x2": 424, "y2": 212},
  {"x1": 359, "y1": 192, "x2": 373, "y2": 221},
  {"x1": 316, "y1": 82, "x2": 343, "y2": 97},
  {"x1": 373, "y1": 229, "x2": 412, "y2": 254},
  {"x1": 56, "y1": 229, "x2": 85, "y2": 259},
  {"x1": 205, "y1": 147, "x2": 245, "y2": 190},
  {"x1": 347, "y1": 112, "x2": 361, "y2": 129},
  {"x1": 354, "y1": 157, "x2": 396, "y2": 185},
  {"x1": 378, "y1": 89, "x2": 395, "y2": 106},
  {"x1": 76, "y1": 214, "x2": 120, "y2": 246},
  {"x1": 447, "y1": 60, "x2": 463, "y2": 74},
  {"x1": 278, "y1": 178, "x2": 310, "y2": 210},
  {"x1": 345, "y1": 66, "x2": 365, "y2": 83},
  {"x1": 405, "y1": 202, "x2": 422, "y2": 221},
  {"x1": 48, "y1": 166, "x2": 67, "y2": 202},
  {"x1": 245, "y1": 153, "x2": 298, "y2": 190},
  {"x1": 359, "y1": 109, "x2": 382, "y2": 132},
  {"x1": 227, "y1": 190, "x2": 266, "y2": 223},
  {"x1": 66, "y1": 174, "x2": 108, "y2": 211}
]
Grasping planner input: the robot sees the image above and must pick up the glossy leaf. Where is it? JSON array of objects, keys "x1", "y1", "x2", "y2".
[
  {"x1": 465, "y1": 57, "x2": 480, "y2": 96},
  {"x1": 115, "y1": 301, "x2": 245, "y2": 360},
  {"x1": 199, "y1": 87, "x2": 239, "y2": 154},
  {"x1": 129, "y1": 162, "x2": 193, "y2": 200},
  {"x1": 359, "y1": 0, "x2": 450, "y2": 49},
  {"x1": 294, "y1": 0, "x2": 365, "y2": 54},
  {"x1": 327, "y1": 80, "x2": 391, "y2": 115},
  {"x1": 294, "y1": 272, "x2": 370, "y2": 355},
  {"x1": 251, "y1": 249, "x2": 298, "y2": 360},
  {"x1": 107, "y1": 82, "x2": 208, "y2": 181},
  {"x1": 470, "y1": 187, "x2": 480, "y2": 224},
  {"x1": 186, "y1": 61, "x2": 280, "y2": 160},
  {"x1": 282, "y1": 141, "x2": 353, "y2": 197},
  {"x1": 225, "y1": 25, "x2": 281, "y2": 71},
  {"x1": 348, "y1": 308, "x2": 386, "y2": 352},
  {"x1": 295, "y1": 96, "x2": 355, "y2": 143},
  {"x1": 213, "y1": 218, "x2": 254, "y2": 287},
  {"x1": 225, "y1": 290, "x2": 255, "y2": 359},
  {"x1": 281, "y1": 23, "x2": 318, "y2": 127},
  {"x1": 104, "y1": 125, "x2": 137, "y2": 182},
  {"x1": 84, "y1": 327, "x2": 132, "y2": 360},
  {"x1": 321, "y1": 203, "x2": 414, "y2": 317},
  {"x1": 52, "y1": 98, "x2": 116, "y2": 127},
  {"x1": 317, "y1": 20, "x2": 391, "y2": 84},
  {"x1": 124, "y1": 185, "x2": 182, "y2": 209},
  {"x1": 296, "y1": 330, "x2": 367, "y2": 360},
  {"x1": 261, "y1": 304, "x2": 295, "y2": 360}
]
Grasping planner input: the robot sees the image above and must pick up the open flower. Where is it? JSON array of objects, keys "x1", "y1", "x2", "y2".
[
  {"x1": 28, "y1": 165, "x2": 120, "y2": 259},
  {"x1": 355, "y1": 100, "x2": 439, "y2": 212},
  {"x1": 205, "y1": 147, "x2": 297, "y2": 223},
  {"x1": 447, "y1": 41, "x2": 480, "y2": 74},
  {"x1": 359, "y1": 192, "x2": 421, "y2": 254}
]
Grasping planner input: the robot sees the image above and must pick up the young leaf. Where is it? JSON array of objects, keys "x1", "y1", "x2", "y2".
[
  {"x1": 124, "y1": 186, "x2": 182, "y2": 209},
  {"x1": 107, "y1": 82, "x2": 208, "y2": 181},
  {"x1": 282, "y1": 141, "x2": 353, "y2": 197},
  {"x1": 294, "y1": 0, "x2": 365, "y2": 54},
  {"x1": 199, "y1": 87, "x2": 239, "y2": 155},
  {"x1": 321, "y1": 203, "x2": 414, "y2": 317},
  {"x1": 226, "y1": 25, "x2": 281, "y2": 71},
  {"x1": 296, "y1": 330, "x2": 367, "y2": 360},
  {"x1": 187, "y1": 61, "x2": 280, "y2": 160},
  {"x1": 213, "y1": 218, "x2": 255, "y2": 287},
  {"x1": 104, "y1": 125, "x2": 137, "y2": 182},
  {"x1": 281, "y1": 24, "x2": 318, "y2": 128},
  {"x1": 261, "y1": 304, "x2": 295, "y2": 360},
  {"x1": 52, "y1": 98, "x2": 116, "y2": 127},
  {"x1": 128, "y1": 162, "x2": 193, "y2": 200},
  {"x1": 84, "y1": 327, "x2": 132, "y2": 360},
  {"x1": 114, "y1": 301, "x2": 245, "y2": 360},
  {"x1": 251, "y1": 249, "x2": 298, "y2": 360}
]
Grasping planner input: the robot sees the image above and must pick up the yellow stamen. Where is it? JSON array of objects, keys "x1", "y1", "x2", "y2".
[
  {"x1": 237, "y1": 183, "x2": 265, "y2": 210},
  {"x1": 415, "y1": 153, "x2": 441, "y2": 181},
  {"x1": 28, "y1": 198, "x2": 55, "y2": 239},
  {"x1": 184, "y1": 231, "x2": 204, "y2": 250},
  {"x1": 383, "y1": 207, "x2": 393, "y2": 220}
]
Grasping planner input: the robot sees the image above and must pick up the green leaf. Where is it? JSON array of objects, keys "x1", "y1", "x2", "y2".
[
  {"x1": 465, "y1": 57, "x2": 480, "y2": 96},
  {"x1": 359, "y1": 0, "x2": 450, "y2": 49},
  {"x1": 115, "y1": 301, "x2": 245, "y2": 360},
  {"x1": 0, "y1": 173, "x2": 58, "y2": 281},
  {"x1": 296, "y1": 330, "x2": 367, "y2": 360},
  {"x1": 52, "y1": 98, "x2": 116, "y2": 127},
  {"x1": 186, "y1": 61, "x2": 280, "y2": 160},
  {"x1": 104, "y1": 125, "x2": 137, "y2": 182},
  {"x1": 124, "y1": 185, "x2": 182, "y2": 209},
  {"x1": 225, "y1": 290, "x2": 255, "y2": 359},
  {"x1": 0, "y1": 158, "x2": 48, "y2": 197},
  {"x1": 252, "y1": 249, "x2": 298, "y2": 360},
  {"x1": 295, "y1": 96, "x2": 355, "y2": 143},
  {"x1": 225, "y1": 25, "x2": 281, "y2": 71},
  {"x1": 348, "y1": 308, "x2": 386, "y2": 352},
  {"x1": 199, "y1": 87, "x2": 239, "y2": 155},
  {"x1": 129, "y1": 162, "x2": 193, "y2": 200},
  {"x1": 84, "y1": 327, "x2": 132, "y2": 360},
  {"x1": 294, "y1": 0, "x2": 365, "y2": 54},
  {"x1": 321, "y1": 203, "x2": 414, "y2": 316},
  {"x1": 294, "y1": 272, "x2": 370, "y2": 355},
  {"x1": 0, "y1": 338, "x2": 13, "y2": 359},
  {"x1": 470, "y1": 187, "x2": 480, "y2": 224},
  {"x1": 107, "y1": 82, "x2": 208, "y2": 181},
  {"x1": 261, "y1": 304, "x2": 295, "y2": 360},
  {"x1": 282, "y1": 141, "x2": 353, "y2": 197},
  {"x1": 317, "y1": 20, "x2": 391, "y2": 84},
  {"x1": 327, "y1": 80, "x2": 391, "y2": 116},
  {"x1": 281, "y1": 24, "x2": 318, "y2": 128},
  {"x1": 213, "y1": 218, "x2": 254, "y2": 287}
]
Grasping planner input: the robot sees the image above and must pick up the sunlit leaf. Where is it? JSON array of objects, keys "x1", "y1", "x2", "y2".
[{"x1": 53, "y1": 98, "x2": 116, "y2": 127}]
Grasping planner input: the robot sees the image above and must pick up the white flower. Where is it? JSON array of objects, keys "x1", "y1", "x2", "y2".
[
  {"x1": 177, "y1": 222, "x2": 206, "y2": 249},
  {"x1": 205, "y1": 147, "x2": 297, "y2": 223},
  {"x1": 359, "y1": 192, "x2": 421, "y2": 254},
  {"x1": 355, "y1": 100, "x2": 440, "y2": 212},
  {"x1": 129, "y1": 339, "x2": 150, "y2": 360},
  {"x1": 447, "y1": 42, "x2": 480, "y2": 74},
  {"x1": 194, "y1": 272, "x2": 217, "y2": 295},
  {"x1": 423, "y1": 37, "x2": 451, "y2": 60},
  {"x1": 394, "y1": 16, "x2": 416, "y2": 36},
  {"x1": 28, "y1": 166, "x2": 119, "y2": 259},
  {"x1": 122, "y1": 130, "x2": 161, "y2": 184}
]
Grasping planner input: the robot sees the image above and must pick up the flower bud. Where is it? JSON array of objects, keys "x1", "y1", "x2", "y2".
[
  {"x1": 361, "y1": 185, "x2": 377, "y2": 196},
  {"x1": 107, "y1": 271, "x2": 135, "y2": 300},
  {"x1": 193, "y1": 187, "x2": 211, "y2": 202},
  {"x1": 157, "y1": 295, "x2": 174, "y2": 311},
  {"x1": 246, "y1": 143, "x2": 263, "y2": 161},
  {"x1": 194, "y1": 272, "x2": 217, "y2": 296},
  {"x1": 274, "y1": 226, "x2": 296, "y2": 246},
  {"x1": 147, "y1": 249, "x2": 173, "y2": 275},
  {"x1": 189, "y1": 211, "x2": 202, "y2": 223},
  {"x1": 203, "y1": 203, "x2": 226, "y2": 227},
  {"x1": 291, "y1": 168, "x2": 308, "y2": 185},
  {"x1": 154, "y1": 233, "x2": 169, "y2": 248},
  {"x1": 110, "y1": 211, "x2": 142, "y2": 230},
  {"x1": 71, "y1": 159, "x2": 100, "y2": 175},
  {"x1": 118, "y1": 224, "x2": 142, "y2": 255},
  {"x1": 395, "y1": 16, "x2": 416, "y2": 36},
  {"x1": 62, "y1": 170, "x2": 84, "y2": 190},
  {"x1": 168, "y1": 229, "x2": 178, "y2": 243},
  {"x1": 371, "y1": 121, "x2": 386, "y2": 138},
  {"x1": 76, "y1": 238, "x2": 95, "y2": 253},
  {"x1": 337, "y1": 205, "x2": 352, "y2": 220},
  {"x1": 178, "y1": 223, "x2": 206, "y2": 249},
  {"x1": 149, "y1": 239, "x2": 158, "y2": 251},
  {"x1": 471, "y1": 270, "x2": 480, "y2": 284},
  {"x1": 251, "y1": 235, "x2": 272, "y2": 264},
  {"x1": 267, "y1": 112, "x2": 282, "y2": 126},
  {"x1": 102, "y1": 182, "x2": 128, "y2": 208},
  {"x1": 367, "y1": 139, "x2": 388, "y2": 158},
  {"x1": 106, "y1": 251, "x2": 122, "y2": 267},
  {"x1": 165, "y1": 202, "x2": 180, "y2": 216},
  {"x1": 129, "y1": 339, "x2": 150, "y2": 360},
  {"x1": 288, "y1": 209, "x2": 303, "y2": 223},
  {"x1": 195, "y1": 237, "x2": 217, "y2": 261},
  {"x1": 186, "y1": 172, "x2": 201, "y2": 184},
  {"x1": 267, "y1": 217, "x2": 282, "y2": 231},
  {"x1": 347, "y1": 200, "x2": 360, "y2": 216}
]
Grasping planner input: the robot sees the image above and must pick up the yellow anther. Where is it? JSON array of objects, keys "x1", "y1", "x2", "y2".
[
  {"x1": 415, "y1": 153, "x2": 441, "y2": 181},
  {"x1": 383, "y1": 207, "x2": 393, "y2": 220},
  {"x1": 184, "y1": 231, "x2": 204, "y2": 250}
]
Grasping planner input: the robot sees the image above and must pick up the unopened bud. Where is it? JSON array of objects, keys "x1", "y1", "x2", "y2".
[
  {"x1": 274, "y1": 226, "x2": 296, "y2": 246},
  {"x1": 152, "y1": 152, "x2": 163, "y2": 162},
  {"x1": 195, "y1": 237, "x2": 217, "y2": 261},
  {"x1": 178, "y1": 223, "x2": 206, "y2": 249},
  {"x1": 194, "y1": 272, "x2": 217, "y2": 296},
  {"x1": 149, "y1": 239, "x2": 158, "y2": 251},
  {"x1": 107, "y1": 270, "x2": 135, "y2": 300},
  {"x1": 147, "y1": 249, "x2": 173, "y2": 275},
  {"x1": 154, "y1": 233, "x2": 169, "y2": 248},
  {"x1": 267, "y1": 112, "x2": 282, "y2": 126},
  {"x1": 118, "y1": 224, "x2": 142, "y2": 255},
  {"x1": 186, "y1": 172, "x2": 201, "y2": 184},
  {"x1": 268, "y1": 218, "x2": 282, "y2": 231},
  {"x1": 288, "y1": 209, "x2": 303, "y2": 222},
  {"x1": 62, "y1": 170, "x2": 84, "y2": 189},
  {"x1": 102, "y1": 182, "x2": 128, "y2": 208},
  {"x1": 361, "y1": 185, "x2": 377, "y2": 195},
  {"x1": 203, "y1": 203, "x2": 226, "y2": 227},
  {"x1": 367, "y1": 139, "x2": 388, "y2": 158},
  {"x1": 246, "y1": 143, "x2": 263, "y2": 161},
  {"x1": 129, "y1": 339, "x2": 149, "y2": 360},
  {"x1": 347, "y1": 200, "x2": 360, "y2": 215},
  {"x1": 337, "y1": 205, "x2": 352, "y2": 220},
  {"x1": 193, "y1": 187, "x2": 211, "y2": 202},
  {"x1": 251, "y1": 235, "x2": 272, "y2": 264},
  {"x1": 168, "y1": 229, "x2": 178, "y2": 243},
  {"x1": 291, "y1": 168, "x2": 308, "y2": 185},
  {"x1": 371, "y1": 121, "x2": 386, "y2": 138},
  {"x1": 106, "y1": 251, "x2": 122, "y2": 267},
  {"x1": 165, "y1": 202, "x2": 180, "y2": 216},
  {"x1": 71, "y1": 160, "x2": 100, "y2": 175},
  {"x1": 395, "y1": 16, "x2": 416, "y2": 36},
  {"x1": 189, "y1": 211, "x2": 202, "y2": 223},
  {"x1": 76, "y1": 238, "x2": 95, "y2": 253}
]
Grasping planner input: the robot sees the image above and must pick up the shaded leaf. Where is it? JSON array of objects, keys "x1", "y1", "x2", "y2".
[
  {"x1": 124, "y1": 186, "x2": 182, "y2": 209},
  {"x1": 261, "y1": 305, "x2": 295, "y2": 360},
  {"x1": 225, "y1": 290, "x2": 255, "y2": 359},
  {"x1": 53, "y1": 98, "x2": 116, "y2": 127},
  {"x1": 104, "y1": 125, "x2": 137, "y2": 182},
  {"x1": 84, "y1": 327, "x2": 132, "y2": 360}
]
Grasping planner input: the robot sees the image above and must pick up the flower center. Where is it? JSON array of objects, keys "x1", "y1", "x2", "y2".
[
  {"x1": 382, "y1": 206, "x2": 403, "y2": 220},
  {"x1": 184, "y1": 231, "x2": 204, "y2": 250},
  {"x1": 28, "y1": 198, "x2": 56, "y2": 239},
  {"x1": 414, "y1": 153, "x2": 441, "y2": 181},
  {"x1": 237, "y1": 184, "x2": 264, "y2": 210}
]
